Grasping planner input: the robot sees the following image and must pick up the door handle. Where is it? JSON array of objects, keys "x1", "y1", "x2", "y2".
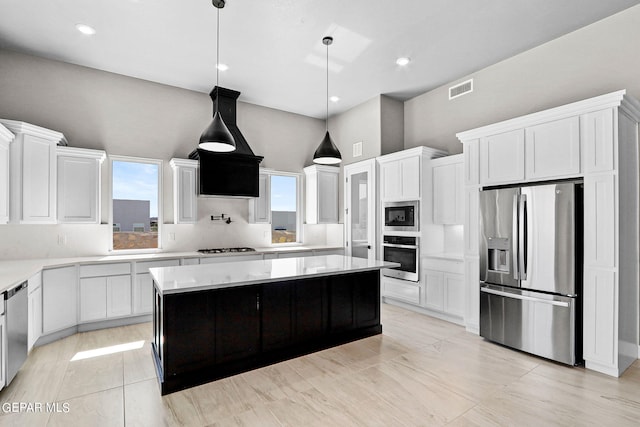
[
  {"x1": 367, "y1": 245, "x2": 371, "y2": 250},
  {"x1": 512, "y1": 194, "x2": 519, "y2": 280},
  {"x1": 481, "y1": 287, "x2": 569, "y2": 307},
  {"x1": 519, "y1": 194, "x2": 527, "y2": 280}
]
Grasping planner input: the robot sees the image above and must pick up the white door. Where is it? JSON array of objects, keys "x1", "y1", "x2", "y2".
[{"x1": 344, "y1": 159, "x2": 377, "y2": 261}]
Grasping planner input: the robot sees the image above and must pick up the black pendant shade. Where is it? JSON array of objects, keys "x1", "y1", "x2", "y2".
[
  {"x1": 313, "y1": 131, "x2": 342, "y2": 165},
  {"x1": 199, "y1": 111, "x2": 236, "y2": 152},
  {"x1": 313, "y1": 36, "x2": 342, "y2": 165},
  {"x1": 199, "y1": 0, "x2": 236, "y2": 153}
]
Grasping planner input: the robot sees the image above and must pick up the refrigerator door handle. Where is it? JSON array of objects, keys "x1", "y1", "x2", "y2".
[
  {"x1": 519, "y1": 194, "x2": 528, "y2": 280},
  {"x1": 480, "y1": 286, "x2": 570, "y2": 307},
  {"x1": 512, "y1": 194, "x2": 519, "y2": 280}
]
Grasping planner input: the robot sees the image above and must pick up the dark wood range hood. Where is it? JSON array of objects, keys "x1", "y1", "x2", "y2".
[{"x1": 189, "y1": 87, "x2": 263, "y2": 198}]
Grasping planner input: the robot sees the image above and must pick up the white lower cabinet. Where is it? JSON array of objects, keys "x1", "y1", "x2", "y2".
[
  {"x1": 133, "y1": 274, "x2": 154, "y2": 315},
  {"x1": 78, "y1": 262, "x2": 132, "y2": 323},
  {"x1": 28, "y1": 272, "x2": 42, "y2": 351},
  {"x1": 133, "y1": 259, "x2": 180, "y2": 315},
  {"x1": 0, "y1": 302, "x2": 5, "y2": 390},
  {"x1": 423, "y1": 257, "x2": 465, "y2": 320},
  {"x1": 42, "y1": 266, "x2": 78, "y2": 334},
  {"x1": 583, "y1": 268, "x2": 616, "y2": 368},
  {"x1": 382, "y1": 276, "x2": 422, "y2": 306}
]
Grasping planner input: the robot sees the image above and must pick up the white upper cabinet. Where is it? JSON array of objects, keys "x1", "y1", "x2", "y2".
[
  {"x1": 57, "y1": 147, "x2": 106, "y2": 224},
  {"x1": 0, "y1": 124, "x2": 14, "y2": 224},
  {"x1": 525, "y1": 116, "x2": 580, "y2": 180},
  {"x1": 170, "y1": 159, "x2": 198, "y2": 224},
  {"x1": 432, "y1": 154, "x2": 463, "y2": 225},
  {"x1": 0, "y1": 120, "x2": 66, "y2": 224},
  {"x1": 249, "y1": 171, "x2": 270, "y2": 224},
  {"x1": 380, "y1": 155, "x2": 421, "y2": 201},
  {"x1": 480, "y1": 129, "x2": 525, "y2": 185},
  {"x1": 581, "y1": 108, "x2": 615, "y2": 173},
  {"x1": 463, "y1": 140, "x2": 479, "y2": 186},
  {"x1": 304, "y1": 165, "x2": 339, "y2": 224}
]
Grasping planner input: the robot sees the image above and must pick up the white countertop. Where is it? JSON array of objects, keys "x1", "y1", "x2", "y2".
[
  {"x1": 150, "y1": 255, "x2": 398, "y2": 295},
  {"x1": 0, "y1": 245, "x2": 344, "y2": 293}
]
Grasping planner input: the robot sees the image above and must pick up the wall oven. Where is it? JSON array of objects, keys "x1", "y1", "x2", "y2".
[
  {"x1": 383, "y1": 201, "x2": 419, "y2": 232},
  {"x1": 382, "y1": 235, "x2": 419, "y2": 282}
]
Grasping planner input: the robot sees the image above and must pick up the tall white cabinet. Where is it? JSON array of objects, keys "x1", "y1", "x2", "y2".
[
  {"x1": 57, "y1": 147, "x2": 106, "y2": 223},
  {"x1": 0, "y1": 124, "x2": 15, "y2": 224},
  {"x1": 0, "y1": 120, "x2": 67, "y2": 224},
  {"x1": 170, "y1": 158, "x2": 198, "y2": 224},
  {"x1": 457, "y1": 90, "x2": 640, "y2": 377},
  {"x1": 304, "y1": 165, "x2": 339, "y2": 224}
]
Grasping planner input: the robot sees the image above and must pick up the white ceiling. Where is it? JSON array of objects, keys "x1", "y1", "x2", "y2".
[{"x1": 1, "y1": 0, "x2": 638, "y2": 119}]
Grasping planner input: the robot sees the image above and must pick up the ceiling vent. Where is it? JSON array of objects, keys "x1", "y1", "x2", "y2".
[{"x1": 449, "y1": 79, "x2": 473, "y2": 100}]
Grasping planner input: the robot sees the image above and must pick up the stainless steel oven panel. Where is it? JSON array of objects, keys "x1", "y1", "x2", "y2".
[
  {"x1": 383, "y1": 201, "x2": 419, "y2": 232},
  {"x1": 382, "y1": 242, "x2": 419, "y2": 282},
  {"x1": 479, "y1": 283, "x2": 578, "y2": 365}
]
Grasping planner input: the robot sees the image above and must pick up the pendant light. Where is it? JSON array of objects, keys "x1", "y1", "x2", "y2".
[
  {"x1": 199, "y1": 0, "x2": 236, "y2": 152},
  {"x1": 313, "y1": 36, "x2": 342, "y2": 165}
]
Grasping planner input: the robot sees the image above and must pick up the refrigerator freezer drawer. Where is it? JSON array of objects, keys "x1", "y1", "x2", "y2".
[{"x1": 480, "y1": 284, "x2": 578, "y2": 365}]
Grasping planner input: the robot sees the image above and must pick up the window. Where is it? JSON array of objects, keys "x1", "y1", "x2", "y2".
[
  {"x1": 110, "y1": 156, "x2": 162, "y2": 251},
  {"x1": 270, "y1": 173, "x2": 301, "y2": 244}
]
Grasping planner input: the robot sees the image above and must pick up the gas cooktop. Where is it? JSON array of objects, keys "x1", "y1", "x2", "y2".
[{"x1": 197, "y1": 247, "x2": 256, "y2": 254}]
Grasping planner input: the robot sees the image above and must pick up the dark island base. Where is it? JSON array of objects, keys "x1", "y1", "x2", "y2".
[
  {"x1": 152, "y1": 324, "x2": 382, "y2": 395},
  {"x1": 152, "y1": 270, "x2": 382, "y2": 395}
]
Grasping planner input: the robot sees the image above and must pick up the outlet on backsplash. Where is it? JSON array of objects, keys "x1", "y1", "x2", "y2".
[{"x1": 57, "y1": 234, "x2": 67, "y2": 245}]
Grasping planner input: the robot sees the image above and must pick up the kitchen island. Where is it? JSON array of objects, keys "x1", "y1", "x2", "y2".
[{"x1": 150, "y1": 255, "x2": 398, "y2": 395}]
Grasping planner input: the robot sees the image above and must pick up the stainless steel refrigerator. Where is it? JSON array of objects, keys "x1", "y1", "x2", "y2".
[{"x1": 479, "y1": 181, "x2": 582, "y2": 365}]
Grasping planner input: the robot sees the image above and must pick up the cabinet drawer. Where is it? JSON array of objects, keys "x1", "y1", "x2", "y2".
[
  {"x1": 422, "y1": 258, "x2": 464, "y2": 274},
  {"x1": 79, "y1": 262, "x2": 131, "y2": 278},
  {"x1": 382, "y1": 278, "x2": 421, "y2": 305},
  {"x1": 136, "y1": 259, "x2": 180, "y2": 274},
  {"x1": 200, "y1": 254, "x2": 263, "y2": 264}
]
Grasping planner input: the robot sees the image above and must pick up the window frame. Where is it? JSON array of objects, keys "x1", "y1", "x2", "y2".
[
  {"x1": 265, "y1": 170, "x2": 303, "y2": 246},
  {"x1": 109, "y1": 155, "x2": 163, "y2": 253}
]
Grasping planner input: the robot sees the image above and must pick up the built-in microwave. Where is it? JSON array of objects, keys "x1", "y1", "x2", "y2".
[
  {"x1": 382, "y1": 235, "x2": 419, "y2": 282},
  {"x1": 383, "y1": 201, "x2": 419, "y2": 232}
]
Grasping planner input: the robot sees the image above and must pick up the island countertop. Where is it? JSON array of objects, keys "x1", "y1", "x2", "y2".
[{"x1": 150, "y1": 255, "x2": 398, "y2": 295}]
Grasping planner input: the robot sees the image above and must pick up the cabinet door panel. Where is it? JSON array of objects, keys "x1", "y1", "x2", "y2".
[
  {"x1": 28, "y1": 286, "x2": 42, "y2": 350},
  {"x1": 463, "y1": 140, "x2": 479, "y2": 186},
  {"x1": 215, "y1": 286, "x2": 260, "y2": 363},
  {"x1": 381, "y1": 161, "x2": 401, "y2": 201},
  {"x1": 294, "y1": 278, "x2": 326, "y2": 341},
  {"x1": 22, "y1": 134, "x2": 55, "y2": 222},
  {"x1": 583, "y1": 268, "x2": 616, "y2": 366},
  {"x1": 57, "y1": 156, "x2": 97, "y2": 223},
  {"x1": 401, "y1": 157, "x2": 420, "y2": 200},
  {"x1": 424, "y1": 270, "x2": 444, "y2": 311},
  {"x1": 480, "y1": 129, "x2": 525, "y2": 185},
  {"x1": 318, "y1": 171, "x2": 339, "y2": 223},
  {"x1": 329, "y1": 276, "x2": 354, "y2": 332},
  {"x1": 464, "y1": 188, "x2": 479, "y2": 256},
  {"x1": 443, "y1": 273, "x2": 465, "y2": 318},
  {"x1": 433, "y1": 164, "x2": 457, "y2": 224},
  {"x1": 262, "y1": 282, "x2": 293, "y2": 351},
  {"x1": 80, "y1": 277, "x2": 107, "y2": 322},
  {"x1": 354, "y1": 278, "x2": 380, "y2": 328},
  {"x1": 164, "y1": 291, "x2": 216, "y2": 374},
  {"x1": 134, "y1": 274, "x2": 153, "y2": 314},
  {"x1": 177, "y1": 166, "x2": 198, "y2": 223},
  {"x1": 525, "y1": 117, "x2": 580, "y2": 179},
  {"x1": 584, "y1": 174, "x2": 615, "y2": 268},
  {"x1": 0, "y1": 140, "x2": 9, "y2": 224},
  {"x1": 42, "y1": 267, "x2": 77, "y2": 333},
  {"x1": 582, "y1": 109, "x2": 614, "y2": 173},
  {"x1": 107, "y1": 275, "x2": 132, "y2": 318},
  {"x1": 249, "y1": 173, "x2": 270, "y2": 223}
]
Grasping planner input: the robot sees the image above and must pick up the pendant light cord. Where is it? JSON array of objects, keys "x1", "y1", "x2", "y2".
[
  {"x1": 216, "y1": 6, "x2": 220, "y2": 113},
  {"x1": 325, "y1": 39, "x2": 329, "y2": 132}
]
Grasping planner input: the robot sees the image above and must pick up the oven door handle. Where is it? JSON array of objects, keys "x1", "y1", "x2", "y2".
[{"x1": 382, "y1": 244, "x2": 419, "y2": 249}]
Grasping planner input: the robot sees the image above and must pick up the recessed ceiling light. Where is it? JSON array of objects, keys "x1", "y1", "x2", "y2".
[
  {"x1": 75, "y1": 24, "x2": 96, "y2": 35},
  {"x1": 396, "y1": 57, "x2": 411, "y2": 66},
  {"x1": 216, "y1": 63, "x2": 229, "y2": 71},
  {"x1": 330, "y1": 96, "x2": 340, "y2": 103}
]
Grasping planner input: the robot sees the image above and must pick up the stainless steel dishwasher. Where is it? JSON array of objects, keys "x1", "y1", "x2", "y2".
[{"x1": 5, "y1": 281, "x2": 28, "y2": 385}]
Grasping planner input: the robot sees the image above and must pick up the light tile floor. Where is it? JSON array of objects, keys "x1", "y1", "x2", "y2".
[{"x1": 1, "y1": 303, "x2": 639, "y2": 426}]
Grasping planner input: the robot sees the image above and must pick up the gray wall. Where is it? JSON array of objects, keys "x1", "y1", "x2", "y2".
[
  {"x1": 113, "y1": 199, "x2": 151, "y2": 232},
  {"x1": 404, "y1": 4, "x2": 640, "y2": 154}
]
